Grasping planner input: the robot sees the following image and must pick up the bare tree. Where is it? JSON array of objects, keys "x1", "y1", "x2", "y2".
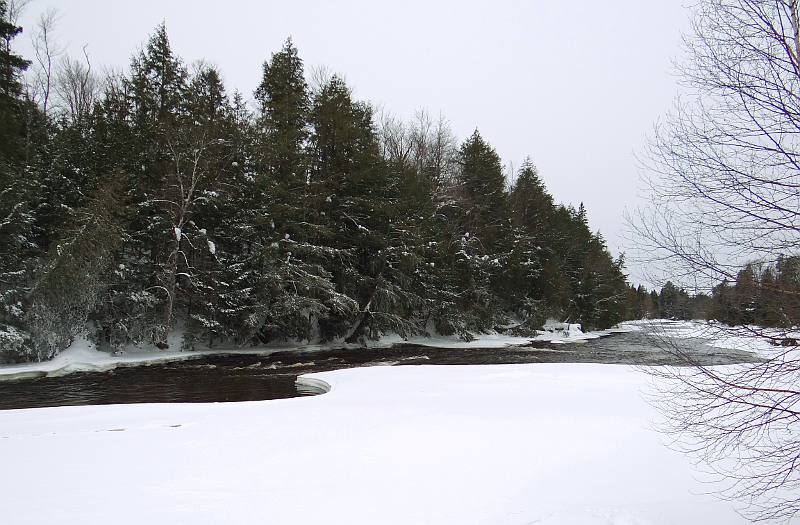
[
  {"x1": 54, "y1": 46, "x2": 99, "y2": 123},
  {"x1": 378, "y1": 110, "x2": 415, "y2": 168},
  {"x1": 307, "y1": 64, "x2": 334, "y2": 98},
  {"x1": 377, "y1": 108, "x2": 457, "y2": 194},
  {"x1": 426, "y1": 111, "x2": 458, "y2": 190},
  {"x1": 151, "y1": 130, "x2": 229, "y2": 347},
  {"x1": 634, "y1": 0, "x2": 800, "y2": 288},
  {"x1": 633, "y1": 0, "x2": 800, "y2": 520},
  {"x1": 645, "y1": 329, "x2": 800, "y2": 522},
  {"x1": 6, "y1": 0, "x2": 30, "y2": 25},
  {"x1": 29, "y1": 7, "x2": 62, "y2": 115}
]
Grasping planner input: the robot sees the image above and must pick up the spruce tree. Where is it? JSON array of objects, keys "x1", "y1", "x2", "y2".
[
  {"x1": 310, "y1": 76, "x2": 418, "y2": 342},
  {"x1": 0, "y1": 2, "x2": 38, "y2": 362},
  {"x1": 457, "y1": 130, "x2": 508, "y2": 251},
  {"x1": 254, "y1": 37, "x2": 309, "y2": 186},
  {"x1": 89, "y1": 24, "x2": 192, "y2": 348},
  {"x1": 437, "y1": 131, "x2": 509, "y2": 332},
  {"x1": 0, "y1": 0, "x2": 30, "y2": 165},
  {"x1": 500, "y1": 160, "x2": 555, "y2": 327},
  {"x1": 243, "y1": 46, "x2": 359, "y2": 343},
  {"x1": 28, "y1": 179, "x2": 125, "y2": 359}
]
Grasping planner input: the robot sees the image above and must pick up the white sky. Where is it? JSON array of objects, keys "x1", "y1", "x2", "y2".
[{"x1": 15, "y1": 0, "x2": 692, "y2": 285}]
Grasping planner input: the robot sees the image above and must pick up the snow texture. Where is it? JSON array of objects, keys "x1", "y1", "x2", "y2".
[
  {"x1": 0, "y1": 363, "x2": 779, "y2": 524},
  {"x1": 0, "y1": 322, "x2": 626, "y2": 381},
  {"x1": 629, "y1": 319, "x2": 796, "y2": 359}
]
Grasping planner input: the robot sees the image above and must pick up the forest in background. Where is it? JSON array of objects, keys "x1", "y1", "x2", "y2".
[
  {"x1": 629, "y1": 258, "x2": 800, "y2": 329},
  {"x1": 0, "y1": 5, "x2": 636, "y2": 363}
]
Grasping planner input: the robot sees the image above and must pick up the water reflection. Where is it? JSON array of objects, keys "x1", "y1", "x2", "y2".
[{"x1": 0, "y1": 330, "x2": 759, "y2": 410}]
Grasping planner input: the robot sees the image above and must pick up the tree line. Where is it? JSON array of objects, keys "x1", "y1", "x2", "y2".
[
  {"x1": 0, "y1": 6, "x2": 634, "y2": 362},
  {"x1": 631, "y1": 257, "x2": 800, "y2": 330}
]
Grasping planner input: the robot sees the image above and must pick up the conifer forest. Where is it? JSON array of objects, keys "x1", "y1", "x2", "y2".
[{"x1": 0, "y1": 11, "x2": 636, "y2": 363}]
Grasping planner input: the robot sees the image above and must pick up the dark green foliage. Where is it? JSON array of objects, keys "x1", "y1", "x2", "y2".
[
  {"x1": 456, "y1": 130, "x2": 508, "y2": 252},
  {"x1": 0, "y1": 0, "x2": 31, "y2": 166},
  {"x1": 255, "y1": 38, "x2": 309, "y2": 185},
  {"x1": 0, "y1": 2, "x2": 39, "y2": 362},
  {"x1": 27, "y1": 180, "x2": 125, "y2": 359},
  {"x1": 310, "y1": 76, "x2": 419, "y2": 343},
  {"x1": 0, "y1": 21, "x2": 638, "y2": 362}
]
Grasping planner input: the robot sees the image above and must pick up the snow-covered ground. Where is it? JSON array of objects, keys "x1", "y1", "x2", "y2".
[
  {"x1": 631, "y1": 319, "x2": 797, "y2": 359},
  {"x1": 0, "y1": 363, "x2": 787, "y2": 525},
  {"x1": 0, "y1": 321, "x2": 626, "y2": 381}
]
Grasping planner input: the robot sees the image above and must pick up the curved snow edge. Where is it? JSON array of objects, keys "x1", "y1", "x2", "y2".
[
  {"x1": 0, "y1": 321, "x2": 636, "y2": 381},
  {"x1": 295, "y1": 376, "x2": 331, "y2": 396}
]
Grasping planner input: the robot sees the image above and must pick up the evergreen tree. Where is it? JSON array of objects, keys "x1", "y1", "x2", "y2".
[
  {"x1": 732, "y1": 263, "x2": 758, "y2": 325},
  {"x1": 0, "y1": 0, "x2": 30, "y2": 165},
  {"x1": 28, "y1": 179, "x2": 125, "y2": 359},
  {"x1": 175, "y1": 64, "x2": 241, "y2": 347},
  {"x1": 310, "y1": 76, "x2": 418, "y2": 342},
  {"x1": 456, "y1": 130, "x2": 508, "y2": 251},
  {"x1": 254, "y1": 37, "x2": 309, "y2": 186},
  {"x1": 90, "y1": 24, "x2": 192, "y2": 348},
  {"x1": 0, "y1": 2, "x2": 39, "y2": 362},
  {"x1": 244, "y1": 47, "x2": 359, "y2": 344},
  {"x1": 502, "y1": 159, "x2": 553, "y2": 325},
  {"x1": 757, "y1": 266, "x2": 780, "y2": 326},
  {"x1": 0, "y1": 25, "x2": 645, "y2": 360}
]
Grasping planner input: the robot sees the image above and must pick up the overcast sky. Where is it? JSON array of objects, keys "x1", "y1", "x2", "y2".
[{"x1": 15, "y1": 1, "x2": 691, "y2": 285}]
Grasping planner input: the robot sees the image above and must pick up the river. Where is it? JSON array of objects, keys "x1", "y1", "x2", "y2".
[{"x1": 0, "y1": 329, "x2": 758, "y2": 410}]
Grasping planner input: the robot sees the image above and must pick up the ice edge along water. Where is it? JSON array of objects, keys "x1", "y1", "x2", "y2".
[{"x1": 0, "y1": 320, "x2": 634, "y2": 381}]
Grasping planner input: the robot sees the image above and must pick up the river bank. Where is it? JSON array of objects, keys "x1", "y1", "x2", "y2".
[{"x1": 0, "y1": 321, "x2": 632, "y2": 381}]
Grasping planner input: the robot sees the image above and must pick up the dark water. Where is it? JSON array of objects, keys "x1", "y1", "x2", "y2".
[{"x1": 0, "y1": 331, "x2": 760, "y2": 410}]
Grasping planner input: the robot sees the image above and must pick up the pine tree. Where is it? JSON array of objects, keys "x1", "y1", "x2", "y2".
[
  {"x1": 89, "y1": 24, "x2": 192, "y2": 348},
  {"x1": 430, "y1": 131, "x2": 511, "y2": 333},
  {"x1": 28, "y1": 179, "x2": 125, "y2": 359},
  {"x1": 757, "y1": 266, "x2": 780, "y2": 326},
  {"x1": 501, "y1": 159, "x2": 554, "y2": 326},
  {"x1": 310, "y1": 76, "x2": 418, "y2": 342},
  {"x1": 238, "y1": 47, "x2": 358, "y2": 344},
  {"x1": 456, "y1": 130, "x2": 508, "y2": 251},
  {"x1": 254, "y1": 37, "x2": 309, "y2": 186},
  {"x1": 190, "y1": 91, "x2": 262, "y2": 345},
  {"x1": 0, "y1": 2, "x2": 39, "y2": 362},
  {"x1": 127, "y1": 23, "x2": 187, "y2": 134},
  {"x1": 175, "y1": 64, "x2": 242, "y2": 347},
  {"x1": 732, "y1": 263, "x2": 758, "y2": 325},
  {"x1": 0, "y1": 0, "x2": 30, "y2": 165}
]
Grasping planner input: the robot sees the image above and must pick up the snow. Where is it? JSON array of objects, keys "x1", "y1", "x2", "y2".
[
  {"x1": 626, "y1": 319, "x2": 796, "y2": 359},
  {"x1": 0, "y1": 322, "x2": 628, "y2": 381},
  {"x1": 0, "y1": 335, "x2": 203, "y2": 380},
  {"x1": 0, "y1": 363, "x2": 776, "y2": 524}
]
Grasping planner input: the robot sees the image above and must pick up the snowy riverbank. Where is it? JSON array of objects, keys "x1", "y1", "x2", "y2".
[
  {"x1": 0, "y1": 321, "x2": 628, "y2": 381},
  {"x1": 0, "y1": 363, "x2": 784, "y2": 525},
  {"x1": 632, "y1": 318, "x2": 799, "y2": 359}
]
